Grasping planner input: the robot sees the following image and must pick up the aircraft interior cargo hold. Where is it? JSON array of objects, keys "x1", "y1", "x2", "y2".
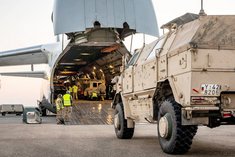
[
  {"x1": 50, "y1": 28, "x2": 132, "y2": 125},
  {"x1": 53, "y1": 41, "x2": 126, "y2": 101}
]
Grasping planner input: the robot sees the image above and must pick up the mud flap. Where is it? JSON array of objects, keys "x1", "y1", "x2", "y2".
[{"x1": 127, "y1": 119, "x2": 135, "y2": 128}]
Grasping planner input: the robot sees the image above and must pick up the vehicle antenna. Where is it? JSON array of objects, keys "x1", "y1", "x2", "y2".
[
  {"x1": 130, "y1": 33, "x2": 133, "y2": 53},
  {"x1": 143, "y1": 34, "x2": 146, "y2": 47},
  {"x1": 199, "y1": 0, "x2": 207, "y2": 16}
]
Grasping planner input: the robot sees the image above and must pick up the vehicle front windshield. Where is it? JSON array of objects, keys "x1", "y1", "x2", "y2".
[
  {"x1": 146, "y1": 36, "x2": 166, "y2": 60},
  {"x1": 127, "y1": 51, "x2": 140, "y2": 67}
]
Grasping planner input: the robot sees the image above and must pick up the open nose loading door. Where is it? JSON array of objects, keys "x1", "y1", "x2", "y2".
[
  {"x1": 51, "y1": 0, "x2": 160, "y2": 101},
  {"x1": 53, "y1": 0, "x2": 159, "y2": 38}
]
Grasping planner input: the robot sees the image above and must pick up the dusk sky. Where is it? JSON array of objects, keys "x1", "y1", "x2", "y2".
[{"x1": 0, "y1": 0, "x2": 235, "y2": 51}]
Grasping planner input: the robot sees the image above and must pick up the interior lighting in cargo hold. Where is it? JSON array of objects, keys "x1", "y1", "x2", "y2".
[
  {"x1": 64, "y1": 66, "x2": 74, "y2": 69},
  {"x1": 59, "y1": 71, "x2": 77, "y2": 75},
  {"x1": 109, "y1": 65, "x2": 114, "y2": 69},
  {"x1": 74, "y1": 58, "x2": 82, "y2": 61},
  {"x1": 60, "y1": 63, "x2": 76, "y2": 65},
  {"x1": 80, "y1": 52, "x2": 91, "y2": 56}
]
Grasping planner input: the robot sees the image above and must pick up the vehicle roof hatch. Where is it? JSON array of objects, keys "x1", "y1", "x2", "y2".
[{"x1": 161, "y1": 13, "x2": 199, "y2": 29}]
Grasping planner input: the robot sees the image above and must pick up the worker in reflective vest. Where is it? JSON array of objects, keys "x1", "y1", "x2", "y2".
[
  {"x1": 56, "y1": 94, "x2": 64, "y2": 124},
  {"x1": 91, "y1": 91, "x2": 98, "y2": 100},
  {"x1": 69, "y1": 85, "x2": 73, "y2": 96},
  {"x1": 62, "y1": 91, "x2": 73, "y2": 123},
  {"x1": 72, "y1": 84, "x2": 78, "y2": 100}
]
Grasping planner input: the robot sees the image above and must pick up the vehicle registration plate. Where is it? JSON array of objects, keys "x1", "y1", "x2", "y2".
[{"x1": 201, "y1": 84, "x2": 221, "y2": 96}]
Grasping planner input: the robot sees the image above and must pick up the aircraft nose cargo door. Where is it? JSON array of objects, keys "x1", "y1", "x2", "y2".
[{"x1": 53, "y1": 0, "x2": 159, "y2": 37}]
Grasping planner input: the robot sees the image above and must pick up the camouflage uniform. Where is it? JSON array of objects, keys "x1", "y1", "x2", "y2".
[
  {"x1": 98, "y1": 83, "x2": 106, "y2": 101},
  {"x1": 62, "y1": 92, "x2": 73, "y2": 122},
  {"x1": 63, "y1": 106, "x2": 72, "y2": 122},
  {"x1": 55, "y1": 95, "x2": 64, "y2": 124}
]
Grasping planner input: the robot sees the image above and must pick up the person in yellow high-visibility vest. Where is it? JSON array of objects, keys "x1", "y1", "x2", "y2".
[
  {"x1": 69, "y1": 85, "x2": 73, "y2": 96},
  {"x1": 62, "y1": 91, "x2": 73, "y2": 123},
  {"x1": 72, "y1": 84, "x2": 78, "y2": 100},
  {"x1": 56, "y1": 94, "x2": 64, "y2": 124}
]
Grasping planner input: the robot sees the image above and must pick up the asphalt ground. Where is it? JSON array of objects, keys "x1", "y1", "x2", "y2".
[{"x1": 0, "y1": 115, "x2": 235, "y2": 157}]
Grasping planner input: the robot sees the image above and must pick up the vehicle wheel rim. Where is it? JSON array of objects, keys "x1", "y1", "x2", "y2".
[
  {"x1": 114, "y1": 113, "x2": 120, "y2": 130},
  {"x1": 159, "y1": 113, "x2": 172, "y2": 139}
]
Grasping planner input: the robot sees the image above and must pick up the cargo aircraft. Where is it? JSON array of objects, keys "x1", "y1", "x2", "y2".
[{"x1": 0, "y1": 0, "x2": 159, "y2": 114}]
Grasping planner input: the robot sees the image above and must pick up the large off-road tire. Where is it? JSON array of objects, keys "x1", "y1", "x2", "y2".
[
  {"x1": 158, "y1": 98, "x2": 198, "y2": 154},
  {"x1": 114, "y1": 103, "x2": 134, "y2": 139}
]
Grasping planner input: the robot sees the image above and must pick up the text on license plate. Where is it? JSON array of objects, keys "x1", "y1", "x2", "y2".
[{"x1": 201, "y1": 84, "x2": 221, "y2": 95}]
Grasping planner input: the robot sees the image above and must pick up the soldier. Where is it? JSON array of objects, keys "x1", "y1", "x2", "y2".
[
  {"x1": 69, "y1": 85, "x2": 73, "y2": 95},
  {"x1": 91, "y1": 90, "x2": 98, "y2": 100},
  {"x1": 55, "y1": 94, "x2": 64, "y2": 124},
  {"x1": 98, "y1": 82, "x2": 106, "y2": 101},
  {"x1": 72, "y1": 84, "x2": 78, "y2": 100},
  {"x1": 111, "y1": 76, "x2": 119, "y2": 99},
  {"x1": 62, "y1": 91, "x2": 73, "y2": 123}
]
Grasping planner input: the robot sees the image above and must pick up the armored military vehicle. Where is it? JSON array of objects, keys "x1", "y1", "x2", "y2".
[
  {"x1": 83, "y1": 79, "x2": 104, "y2": 99},
  {"x1": 112, "y1": 13, "x2": 235, "y2": 154}
]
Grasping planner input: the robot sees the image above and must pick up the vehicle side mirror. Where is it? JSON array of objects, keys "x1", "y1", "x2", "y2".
[
  {"x1": 120, "y1": 66, "x2": 124, "y2": 73},
  {"x1": 155, "y1": 49, "x2": 160, "y2": 58}
]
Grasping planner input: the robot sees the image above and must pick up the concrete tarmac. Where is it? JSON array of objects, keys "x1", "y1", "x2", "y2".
[{"x1": 0, "y1": 121, "x2": 234, "y2": 157}]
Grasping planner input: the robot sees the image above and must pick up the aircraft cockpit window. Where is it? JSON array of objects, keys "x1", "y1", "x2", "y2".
[{"x1": 146, "y1": 36, "x2": 166, "y2": 60}]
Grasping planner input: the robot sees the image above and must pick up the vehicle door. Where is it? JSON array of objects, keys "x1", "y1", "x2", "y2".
[
  {"x1": 123, "y1": 51, "x2": 140, "y2": 94},
  {"x1": 142, "y1": 36, "x2": 166, "y2": 90}
]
